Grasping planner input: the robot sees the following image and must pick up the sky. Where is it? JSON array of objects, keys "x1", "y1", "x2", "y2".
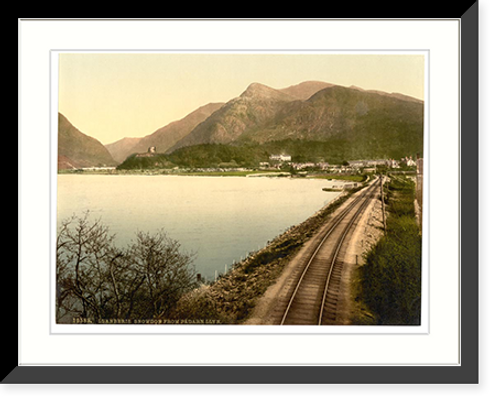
[{"x1": 58, "y1": 52, "x2": 425, "y2": 145}]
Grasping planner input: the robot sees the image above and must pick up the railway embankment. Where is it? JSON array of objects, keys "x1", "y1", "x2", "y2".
[
  {"x1": 247, "y1": 179, "x2": 380, "y2": 325},
  {"x1": 171, "y1": 175, "x2": 421, "y2": 326},
  {"x1": 171, "y1": 186, "x2": 366, "y2": 324},
  {"x1": 352, "y1": 176, "x2": 422, "y2": 325}
]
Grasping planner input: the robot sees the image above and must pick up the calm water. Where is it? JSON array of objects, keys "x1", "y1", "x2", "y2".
[{"x1": 57, "y1": 175, "x2": 341, "y2": 280}]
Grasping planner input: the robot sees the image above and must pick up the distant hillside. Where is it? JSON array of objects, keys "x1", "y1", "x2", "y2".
[
  {"x1": 105, "y1": 103, "x2": 224, "y2": 163},
  {"x1": 118, "y1": 81, "x2": 424, "y2": 170},
  {"x1": 349, "y1": 85, "x2": 424, "y2": 104},
  {"x1": 165, "y1": 82, "x2": 423, "y2": 160},
  {"x1": 168, "y1": 83, "x2": 297, "y2": 152},
  {"x1": 105, "y1": 137, "x2": 142, "y2": 164},
  {"x1": 118, "y1": 143, "x2": 270, "y2": 170},
  {"x1": 237, "y1": 85, "x2": 424, "y2": 158},
  {"x1": 58, "y1": 113, "x2": 117, "y2": 169}
]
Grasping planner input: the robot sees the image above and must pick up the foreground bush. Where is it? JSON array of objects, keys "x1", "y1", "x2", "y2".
[{"x1": 56, "y1": 213, "x2": 196, "y2": 323}]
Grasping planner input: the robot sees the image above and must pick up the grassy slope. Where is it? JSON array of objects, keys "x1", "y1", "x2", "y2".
[{"x1": 353, "y1": 176, "x2": 422, "y2": 325}]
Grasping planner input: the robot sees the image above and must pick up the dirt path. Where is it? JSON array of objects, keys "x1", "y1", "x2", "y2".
[{"x1": 333, "y1": 193, "x2": 384, "y2": 324}]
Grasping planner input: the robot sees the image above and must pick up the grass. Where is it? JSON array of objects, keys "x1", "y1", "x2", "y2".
[{"x1": 354, "y1": 176, "x2": 422, "y2": 325}]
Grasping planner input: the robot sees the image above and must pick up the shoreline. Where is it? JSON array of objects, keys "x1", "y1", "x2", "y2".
[
  {"x1": 57, "y1": 169, "x2": 367, "y2": 185},
  {"x1": 173, "y1": 185, "x2": 366, "y2": 324},
  {"x1": 57, "y1": 171, "x2": 371, "y2": 324}
]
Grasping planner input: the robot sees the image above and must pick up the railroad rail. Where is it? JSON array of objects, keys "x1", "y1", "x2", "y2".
[{"x1": 279, "y1": 178, "x2": 380, "y2": 325}]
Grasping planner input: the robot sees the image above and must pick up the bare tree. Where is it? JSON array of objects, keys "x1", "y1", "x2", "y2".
[
  {"x1": 56, "y1": 214, "x2": 196, "y2": 324},
  {"x1": 125, "y1": 230, "x2": 196, "y2": 320},
  {"x1": 56, "y1": 213, "x2": 115, "y2": 322}
]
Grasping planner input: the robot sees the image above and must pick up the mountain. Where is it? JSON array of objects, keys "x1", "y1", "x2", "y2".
[
  {"x1": 349, "y1": 85, "x2": 424, "y2": 104},
  {"x1": 166, "y1": 82, "x2": 423, "y2": 160},
  {"x1": 104, "y1": 137, "x2": 142, "y2": 164},
  {"x1": 167, "y1": 83, "x2": 297, "y2": 152},
  {"x1": 279, "y1": 81, "x2": 334, "y2": 100},
  {"x1": 58, "y1": 113, "x2": 117, "y2": 169},
  {"x1": 105, "y1": 103, "x2": 224, "y2": 163},
  {"x1": 240, "y1": 85, "x2": 423, "y2": 144}
]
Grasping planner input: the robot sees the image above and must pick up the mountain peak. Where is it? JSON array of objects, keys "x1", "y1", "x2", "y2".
[
  {"x1": 240, "y1": 82, "x2": 291, "y2": 100},
  {"x1": 279, "y1": 81, "x2": 335, "y2": 100}
]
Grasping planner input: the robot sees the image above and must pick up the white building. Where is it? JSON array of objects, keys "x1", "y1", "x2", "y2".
[
  {"x1": 401, "y1": 156, "x2": 417, "y2": 167},
  {"x1": 388, "y1": 159, "x2": 400, "y2": 168},
  {"x1": 269, "y1": 154, "x2": 291, "y2": 162}
]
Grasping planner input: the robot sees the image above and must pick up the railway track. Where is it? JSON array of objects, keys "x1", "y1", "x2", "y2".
[{"x1": 278, "y1": 178, "x2": 380, "y2": 325}]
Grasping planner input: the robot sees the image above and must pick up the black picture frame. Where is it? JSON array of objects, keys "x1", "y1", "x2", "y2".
[{"x1": 9, "y1": 9, "x2": 478, "y2": 384}]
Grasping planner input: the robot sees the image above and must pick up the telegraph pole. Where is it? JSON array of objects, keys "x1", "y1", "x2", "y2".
[{"x1": 380, "y1": 175, "x2": 387, "y2": 234}]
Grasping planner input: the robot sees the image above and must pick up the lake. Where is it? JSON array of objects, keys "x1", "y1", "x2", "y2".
[{"x1": 56, "y1": 174, "x2": 341, "y2": 280}]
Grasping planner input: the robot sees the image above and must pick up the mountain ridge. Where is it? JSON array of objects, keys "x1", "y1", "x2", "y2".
[
  {"x1": 58, "y1": 113, "x2": 117, "y2": 169},
  {"x1": 167, "y1": 81, "x2": 423, "y2": 157},
  {"x1": 105, "y1": 102, "x2": 224, "y2": 162},
  {"x1": 167, "y1": 83, "x2": 298, "y2": 152},
  {"x1": 60, "y1": 80, "x2": 424, "y2": 169},
  {"x1": 279, "y1": 81, "x2": 335, "y2": 100}
]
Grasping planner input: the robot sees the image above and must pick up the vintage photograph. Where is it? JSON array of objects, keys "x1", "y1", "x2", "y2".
[{"x1": 55, "y1": 52, "x2": 425, "y2": 326}]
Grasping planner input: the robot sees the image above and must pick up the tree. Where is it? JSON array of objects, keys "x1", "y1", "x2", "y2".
[
  {"x1": 124, "y1": 230, "x2": 197, "y2": 320},
  {"x1": 56, "y1": 214, "x2": 196, "y2": 323},
  {"x1": 56, "y1": 213, "x2": 115, "y2": 323}
]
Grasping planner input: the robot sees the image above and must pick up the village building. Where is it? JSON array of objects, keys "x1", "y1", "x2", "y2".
[
  {"x1": 365, "y1": 159, "x2": 389, "y2": 167},
  {"x1": 401, "y1": 156, "x2": 417, "y2": 167},
  {"x1": 269, "y1": 153, "x2": 291, "y2": 162},
  {"x1": 135, "y1": 146, "x2": 157, "y2": 158},
  {"x1": 291, "y1": 162, "x2": 316, "y2": 170},
  {"x1": 348, "y1": 160, "x2": 365, "y2": 168},
  {"x1": 387, "y1": 159, "x2": 400, "y2": 169}
]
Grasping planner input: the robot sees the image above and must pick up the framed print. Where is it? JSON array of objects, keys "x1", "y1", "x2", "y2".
[
  {"x1": 10, "y1": 10, "x2": 478, "y2": 384},
  {"x1": 51, "y1": 50, "x2": 430, "y2": 336}
]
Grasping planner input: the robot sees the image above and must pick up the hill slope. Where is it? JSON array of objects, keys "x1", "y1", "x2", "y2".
[
  {"x1": 166, "y1": 82, "x2": 423, "y2": 160},
  {"x1": 58, "y1": 113, "x2": 117, "y2": 169},
  {"x1": 237, "y1": 85, "x2": 424, "y2": 158},
  {"x1": 106, "y1": 102, "x2": 224, "y2": 163},
  {"x1": 167, "y1": 83, "x2": 296, "y2": 152},
  {"x1": 104, "y1": 137, "x2": 142, "y2": 164}
]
